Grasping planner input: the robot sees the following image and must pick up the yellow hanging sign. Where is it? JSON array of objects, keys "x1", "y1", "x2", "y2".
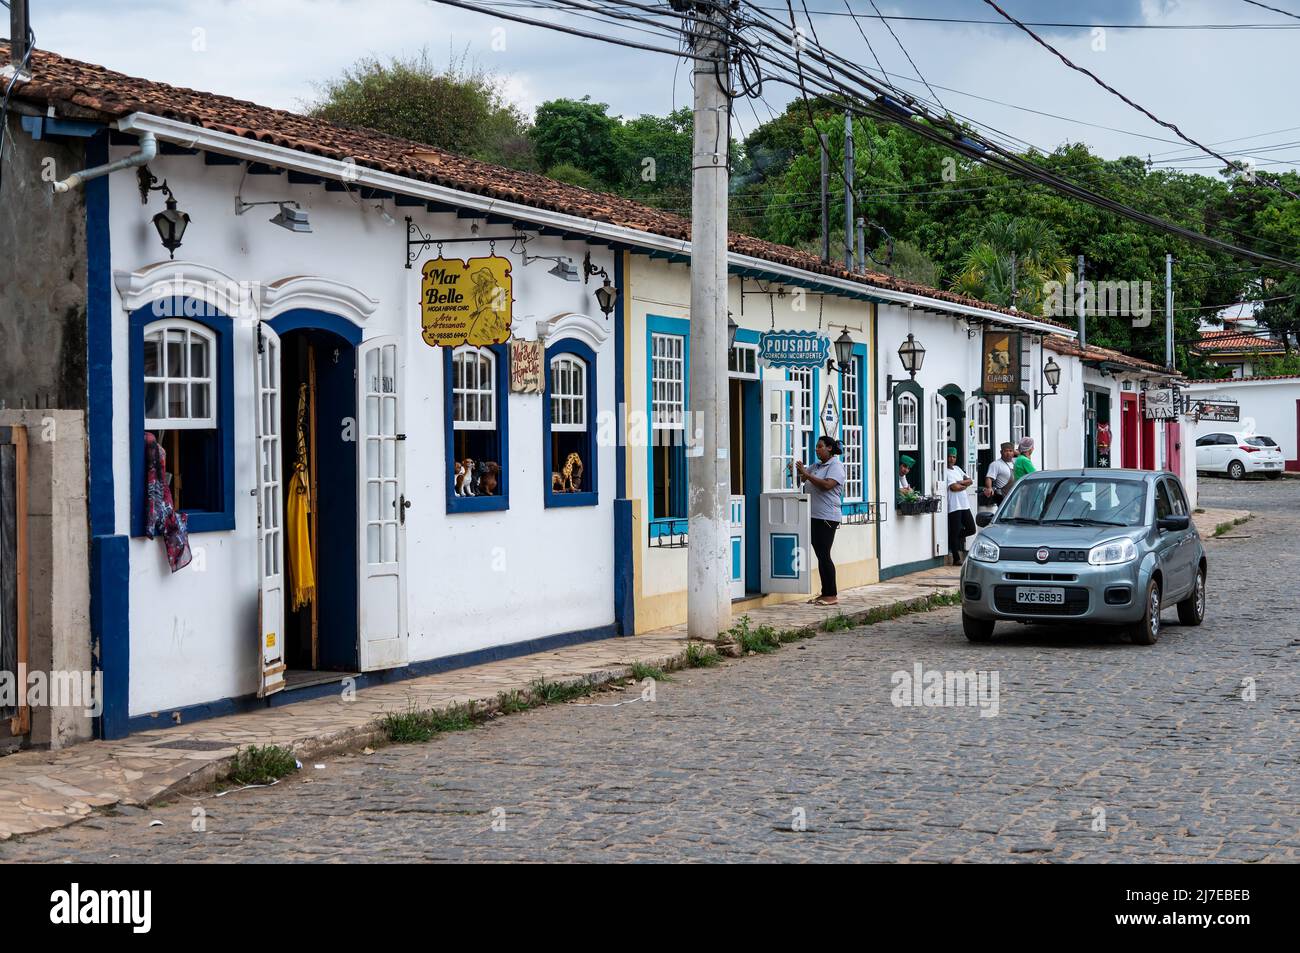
[{"x1": 420, "y1": 255, "x2": 514, "y2": 347}]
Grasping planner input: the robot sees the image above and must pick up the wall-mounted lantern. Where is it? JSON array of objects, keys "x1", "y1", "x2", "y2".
[
  {"x1": 137, "y1": 166, "x2": 191, "y2": 259},
  {"x1": 886, "y1": 332, "x2": 925, "y2": 395},
  {"x1": 1035, "y1": 356, "x2": 1061, "y2": 408}
]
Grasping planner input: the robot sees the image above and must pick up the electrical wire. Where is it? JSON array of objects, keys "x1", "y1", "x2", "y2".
[
  {"x1": 1239, "y1": 0, "x2": 1300, "y2": 21},
  {"x1": 980, "y1": 0, "x2": 1300, "y2": 200}
]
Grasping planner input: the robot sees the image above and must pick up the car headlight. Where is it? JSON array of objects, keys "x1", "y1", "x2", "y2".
[
  {"x1": 969, "y1": 537, "x2": 1000, "y2": 563},
  {"x1": 1088, "y1": 537, "x2": 1137, "y2": 566}
]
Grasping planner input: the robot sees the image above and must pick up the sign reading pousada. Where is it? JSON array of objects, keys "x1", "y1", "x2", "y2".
[
  {"x1": 420, "y1": 255, "x2": 513, "y2": 347},
  {"x1": 758, "y1": 330, "x2": 829, "y2": 369}
]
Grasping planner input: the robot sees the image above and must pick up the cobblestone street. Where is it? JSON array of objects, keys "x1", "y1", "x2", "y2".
[{"x1": 5, "y1": 478, "x2": 1297, "y2": 863}]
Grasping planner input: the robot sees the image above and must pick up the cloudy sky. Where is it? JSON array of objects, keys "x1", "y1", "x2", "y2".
[{"x1": 23, "y1": 0, "x2": 1300, "y2": 173}]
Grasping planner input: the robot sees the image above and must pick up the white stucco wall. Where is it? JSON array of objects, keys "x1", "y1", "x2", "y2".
[
  {"x1": 1185, "y1": 377, "x2": 1300, "y2": 467},
  {"x1": 103, "y1": 148, "x2": 618, "y2": 716},
  {"x1": 875, "y1": 305, "x2": 1053, "y2": 572}
]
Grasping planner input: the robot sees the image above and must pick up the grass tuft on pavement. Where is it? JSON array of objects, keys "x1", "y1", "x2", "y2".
[{"x1": 226, "y1": 745, "x2": 298, "y2": 785}]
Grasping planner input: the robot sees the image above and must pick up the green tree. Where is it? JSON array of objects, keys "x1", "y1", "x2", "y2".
[
  {"x1": 951, "y1": 214, "x2": 1072, "y2": 312},
  {"x1": 307, "y1": 50, "x2": 533, "y2": 168},
  {"x1": 531, "y1": 97, "x2": 618, "y2": 184}
]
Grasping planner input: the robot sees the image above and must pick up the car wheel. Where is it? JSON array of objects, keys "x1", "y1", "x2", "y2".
[
  {"x1": 1177, "y1": 568, "x2": 1205, "y2": 626},
  {"x1": 1131, "y1": 579, "x2": 1161, "y2": 645},
  {"x1": 963, "y1": 612, "x2": 995, "y2": 643},
  {"x1": 1227, "y1": 460, "x2": 1245, "y2": 480}
]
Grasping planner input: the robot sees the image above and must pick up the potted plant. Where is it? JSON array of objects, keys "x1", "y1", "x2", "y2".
[{"x1": 896, "y1": 488, "x2": 922, "y2": 515}]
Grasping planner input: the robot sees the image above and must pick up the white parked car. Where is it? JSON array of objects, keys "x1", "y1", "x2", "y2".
[{"x1": 1195, "y1": 431, "x2": 1286, "y2": 480}]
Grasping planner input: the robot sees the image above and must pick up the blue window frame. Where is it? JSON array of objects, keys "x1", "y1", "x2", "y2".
[
  {"x1": 646, "y1": 315, "x2": 690, "y2": 538},
  {"x1": 543, "y1": 339, "x2": 598, "y2": 507},
  {"x1": 444, "y1": 343, "x2": 510, "y2": 513},
  {"x1": 129, "y1": 299, "x2": 236, "y2": 536}
]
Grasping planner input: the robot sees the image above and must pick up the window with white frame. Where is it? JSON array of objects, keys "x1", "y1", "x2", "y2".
[
  {"x1": 789, "y1": 366, "x2": 815, "y2": 461},
  {"x1": 975, "y1": 398, "x2": 991, "y2": 450},
  {"x1": 547, "y1": 347, "x2": 595, "y2": 499},
  {"x1": 728, "y1": 342, "x2": 758, "y2": 379},
  {"x1": 549, "y1": 354, "x2": 587, "y2": 432},
  {"x1": 651, "y1": 333, "x2": 684, "y2": 431},
  {"x1": 650, "y1": 332, "x2": 687, "y2": 520},
  {"x1": 452, "y1": 346, "x2": 496, "y2": 431},
  {"x1": 144, "y1": 321, "x2": 216, "y2": 429},
  {"x1": 449, "y1": 345, "x2": 505, "y2": 502},
  {"x1": 142, "y1": 319, "x2": 221, "y2": 513},
  {"x1": 1012, "y1": 400, "x2": 1027, "y2": 446},
  {"x1": 896, "y1": 392, "x2": 918, "y2": 450},
  {"x1": 840, "y1": 355, "x2": 863, "y2": 502}
]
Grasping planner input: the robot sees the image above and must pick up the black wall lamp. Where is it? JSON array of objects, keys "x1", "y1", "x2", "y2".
[
  {"x1": 824, "y1": 326, "x2": 857, "y2": 374},
  {"x1": 584, "y1": 250, "x2": 620, "y2": 318},
  {"x1": 1034, "y1": 356, "x2": 1062, "y2": 409},
  {"x1": 137, "y1": 166, "x2": 191, "y2": 260},
  {"x1": 885, "y1": 332, "x2": 925, "y2": 395}
]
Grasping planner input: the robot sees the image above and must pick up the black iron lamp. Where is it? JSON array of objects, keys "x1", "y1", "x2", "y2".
[
  {"x1": 1035, "y1": 356, "x2": 1061, "y2": 408},
  {"x1": 593, "y1": 275, "x2": 619, "y2": 317},
  {"x1": 138, "y1": 166, "x2": 190, "y2": 260},
  {"x1": 898, "y1": 332, "x2": 925, "y2": 377},
  {"x1": 885, "y1": 332, "x2": 925, "y2": 396}
]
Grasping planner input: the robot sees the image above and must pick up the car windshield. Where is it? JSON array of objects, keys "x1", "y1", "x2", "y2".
[
  {"x1": 1246, "y1": 436, "x2": 1277, "y2": 447},
  {"x1": 998, "y1": 477, "x2": 1148, "y2": 527}
]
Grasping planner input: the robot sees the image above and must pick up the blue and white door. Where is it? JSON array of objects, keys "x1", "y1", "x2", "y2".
[
  {"x1": 254, "y1": 325, "x2": 286, "y2": 697},
  {"x1": 759, "y1": 379, "x2": 811, "y2": 594},
  {"x1": 729, "y1": 494, "x2": 745, "y2": 599}
]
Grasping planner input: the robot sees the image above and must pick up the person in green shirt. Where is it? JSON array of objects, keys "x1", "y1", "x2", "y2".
[{"x1": 1012, "y1": 437, "x2": 1037, "y2": 482}]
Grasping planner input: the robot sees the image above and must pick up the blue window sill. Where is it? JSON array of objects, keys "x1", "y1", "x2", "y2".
[
  {"x1": 649, "y1": 518, "x2": 689, "y2": 538},
  {"x1": 546, "y1": 491, "x2": 598, "y2": 508},
  {"x1": 132, "y1": 510, "x2": 234, "y2": 538},
  {"x1": 447, "y1": 494, "x2": 509, "y2": 514}
]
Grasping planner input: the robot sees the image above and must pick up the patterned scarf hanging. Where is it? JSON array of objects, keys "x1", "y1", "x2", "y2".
[{"x1": 143, "y1": 432, "x2": 192, "y2": 573}]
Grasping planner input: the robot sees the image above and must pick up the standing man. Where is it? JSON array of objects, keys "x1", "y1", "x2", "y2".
[
  {"x1": 1013, "y1": 437, "x2": 1037, "y2": 483},
  {"x1": 945, "y1": 447, "x2": 976, "y2": 565},
  {"x1": 982, "y1": 442, "x2": 1015, "y2": 509}
]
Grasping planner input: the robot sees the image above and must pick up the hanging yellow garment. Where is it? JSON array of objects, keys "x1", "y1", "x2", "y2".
[{"x1": 287, "y1": 383, "x2": 315, "y2": 611}]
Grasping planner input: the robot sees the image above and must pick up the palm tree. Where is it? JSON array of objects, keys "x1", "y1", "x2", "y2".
[{"x1": 952, "y1": 214, "x2": 1072, "y2": 313}]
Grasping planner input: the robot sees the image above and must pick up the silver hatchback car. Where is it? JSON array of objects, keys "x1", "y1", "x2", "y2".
[{"x1": 960, "y1": 469, "x2": 1206, "y2": 645}]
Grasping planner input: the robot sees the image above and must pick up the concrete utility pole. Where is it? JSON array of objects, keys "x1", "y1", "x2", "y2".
[
  {"x1": 686, "y1": 5, "x2": 731, "y2": 641},
  {"x1": 844, "y1": 111, "x2": 855, "y2": 271},
  {"x1": 1165, "y1": 253, "x2": 1174, "y2": 371},
  {"x1": 819, "y1": 133, "x2": 830, "y2": 264},
  {"x1": 856, "y1": 217, "x2": 866, "y2": 274}
]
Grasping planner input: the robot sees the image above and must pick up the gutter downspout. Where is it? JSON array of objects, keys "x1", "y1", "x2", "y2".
[{"x1": 51, "y1": 130, "x2": 156, "y2": 193}]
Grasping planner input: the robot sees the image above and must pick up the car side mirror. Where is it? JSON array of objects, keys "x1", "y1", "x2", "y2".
[
  {"x1": 1157, "y1": 515, "x2": 1190, "y2": 532},
  {"x1": 976, "y1": 512, "x2": 993, "y2": 528}
]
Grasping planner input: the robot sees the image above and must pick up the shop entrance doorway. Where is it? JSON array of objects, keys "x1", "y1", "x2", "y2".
[{"x1": 278, "y1": 328, "x2": 360, "y2": 688}]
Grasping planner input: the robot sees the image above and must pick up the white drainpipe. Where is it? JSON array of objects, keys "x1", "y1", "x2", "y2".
[{"x1": 51, "y1": 130, "x2": 156, "y2": 193}]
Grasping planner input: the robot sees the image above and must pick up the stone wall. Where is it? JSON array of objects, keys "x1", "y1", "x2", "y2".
[{"x1": 0, "y1": 114, "x2": 88, "y2": 410}]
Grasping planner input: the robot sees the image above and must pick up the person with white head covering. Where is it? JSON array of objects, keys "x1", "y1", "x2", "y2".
[{"x1": 1012, "y1": 436, "x2": 1037, "y2": 485}]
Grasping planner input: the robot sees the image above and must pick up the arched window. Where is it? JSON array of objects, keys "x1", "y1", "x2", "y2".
[
  {"x1": 896, "y1": 392, "x2": 918, "y2": 450},
  {"x1": 131, "y1": 312, "x2": 234, "y2": 534},
  {"x1": 445, "y1": 344, "x2": 509, "y2": 512},
  {"x1": 545, "y1": 340, "x2": 598, "y2": 506},
  {"x1": 1012, "y1": 399, "x2": 1028, "y2": 446},
  {"x1": 894, "y1": 382, "x2": 924, "y2": 492}
]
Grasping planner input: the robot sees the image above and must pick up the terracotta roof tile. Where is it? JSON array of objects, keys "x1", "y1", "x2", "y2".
[
  {"x1": 2, "y1": 42, "x2": 1071, "y2": 327},
  {"x1": 1044, "y1": 335, "x2": 1171, "y2": 374},
  {"x1": 1192, "y1": 330, "x2": 1285, "y2": 353}
]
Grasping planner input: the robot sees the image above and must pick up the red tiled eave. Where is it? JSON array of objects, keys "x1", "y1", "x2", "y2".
[{"x1": 0, "y1": 41, "x2": 1072, "y2": 327}]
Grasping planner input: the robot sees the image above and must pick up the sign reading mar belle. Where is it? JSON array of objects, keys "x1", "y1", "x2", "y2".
[
  {"x1": 981, "y1": 330, "x2": 1021, "y2": 396},
  {"x1": 420, "y1": 256, "x2": 513, "y2": 347},
  {"x1": 509, "y1": 339, "x2": 543, "y2": 393},
  {"x1": 758, "y1": 330, "x2": 829, "y2": 369}
]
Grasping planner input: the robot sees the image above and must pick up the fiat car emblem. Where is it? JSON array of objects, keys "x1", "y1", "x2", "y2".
[{"x1": 1035, "y1": 547, "x2": 1050, "y2": 563}]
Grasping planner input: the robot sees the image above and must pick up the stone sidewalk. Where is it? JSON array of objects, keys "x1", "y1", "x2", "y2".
[{"x1": 0, "y1": 505, "x2": 1244, "y2": 843}]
